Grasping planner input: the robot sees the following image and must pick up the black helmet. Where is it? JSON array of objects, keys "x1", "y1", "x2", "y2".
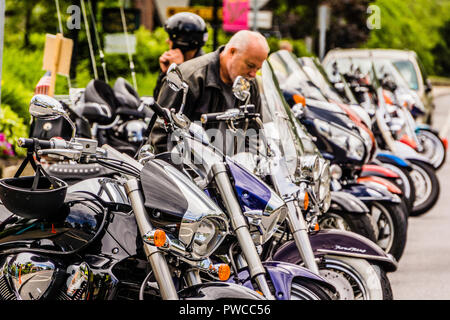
[
  {"x1": 0, "y1": 175, "x2": 68, "y2": 220},
  {"x1": 164, "y1": 12, "x2": 208, "y2": 52}
]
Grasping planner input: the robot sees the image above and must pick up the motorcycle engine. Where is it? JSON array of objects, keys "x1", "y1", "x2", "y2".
[{"x1": 0, "y1": 253, "x2": 90, "y2": 300}]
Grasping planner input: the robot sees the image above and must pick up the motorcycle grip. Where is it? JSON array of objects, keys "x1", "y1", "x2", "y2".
[
  {"x1": 200, "y1": 112, "x2": 227, "y2": 124},
  {"x1": 17, "y1": 138, "x2": 68, "y2": 149},
  {"x1": 142, "y1": 97, "x2": 170, "y2": 122}
]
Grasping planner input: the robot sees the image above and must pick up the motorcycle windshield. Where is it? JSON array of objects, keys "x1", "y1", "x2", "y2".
[
  {"x1": 258, "y1": 61, "x2": 303, "y2": 176},
  {"x1": 300, "y1": 57, "x2": 347, "y2": 104},
  {"x1": 261, "y1": 54, "x2": 323, "y2": 153},
  {"x1": 268, "y1": 50, "x2": 329, "y2": 103}
]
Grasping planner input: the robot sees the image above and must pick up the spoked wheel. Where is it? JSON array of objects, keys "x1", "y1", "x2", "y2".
[
  {"x1": 318, "y1": 255, "x2": 393, "y2": 300},
  {"x1": 369, "y1": 201, "x2": 407, "y2": 261},
  {"x1": 319, "y1": 211, "x2": 377, "y2": 243},
  {"x1": 416, "y1": 129, "x2": 446, "y2": 170},
  {"x1": 409, "y1": 160, "x2": 440, "y2": 216}
]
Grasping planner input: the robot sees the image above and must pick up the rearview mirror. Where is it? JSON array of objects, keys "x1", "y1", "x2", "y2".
[
  {"x1": 232, "y1": 76, "x2": 251, "y2": 102},
  {"x1": 166, "y1": 63, "x2": 185, "y2": 92},
  {"x1": 29, "y1": 94, "x2": 66, "y2": 119},
  {"x1": 29, "y1": 94, "x2": 76, "y2": 138},
  {"x1": 165, "y1": 63, "x2": 189, "y2": 115}
]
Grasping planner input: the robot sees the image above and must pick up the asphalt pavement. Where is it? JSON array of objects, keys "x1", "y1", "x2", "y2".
[{"x1": 388, "y1": 86, "x2": 450, "y2": 299}]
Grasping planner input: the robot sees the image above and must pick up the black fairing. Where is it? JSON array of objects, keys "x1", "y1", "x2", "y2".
[
  {"x1": 140, "y1": 159, "x2": 189, "y2": 227},
  {"x1": 300, "y1": 106, "x2": 365, "y2": 167}
]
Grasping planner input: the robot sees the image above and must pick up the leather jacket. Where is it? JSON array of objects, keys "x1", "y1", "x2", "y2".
[{"x1": 151, "y1": 46, "x2": 262, "y2": 153}]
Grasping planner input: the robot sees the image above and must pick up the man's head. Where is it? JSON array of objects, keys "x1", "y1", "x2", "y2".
[{"x1": 220, "y1": 30, "x2": 270, "y2": 85}]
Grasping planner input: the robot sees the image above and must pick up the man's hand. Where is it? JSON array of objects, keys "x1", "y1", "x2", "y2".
[{"x1": 159, "y1": 48, "x2": 184, "y2": 73}]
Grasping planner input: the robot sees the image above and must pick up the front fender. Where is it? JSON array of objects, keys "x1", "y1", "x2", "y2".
[
  {"x1": 179, "y1": 282, "x2": 266, "y2": 300},
  {"x1": 231, "y1": 261, "x2": 336, "y2": 300},
  {"x1": 361, "y1": 164, "x2": 400, "y2": 178},
  {"x1": 415, "y1": 124, "x2": 438, "y2": 135},
  {"x1": 340, "y1": 182, "x2": 401, "y2": 204},
  {"x1": 272, "y1": 229, "x2": 398, "y2": 272},
  {"x1": 330, "y1": 191, "x2": 369, "y2": 214},
  {"x1": 357, "y1": 176, "x2": 402, "y2": 195},
  {"x1": 392, "y1": 141, "x2": 434, "y2": 165},
  {"x1": 376, "y1": 152, "x2": 412, "y2": 170}
]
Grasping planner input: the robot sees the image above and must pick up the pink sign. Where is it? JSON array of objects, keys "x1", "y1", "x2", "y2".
[{"x1": 223, "y1": 0, "x2": 249, "y2": 32}]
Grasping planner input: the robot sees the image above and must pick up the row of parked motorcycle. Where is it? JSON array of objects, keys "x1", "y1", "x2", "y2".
[{"x1": 0, "y1": 48, "x2": 444, "y2": 300}]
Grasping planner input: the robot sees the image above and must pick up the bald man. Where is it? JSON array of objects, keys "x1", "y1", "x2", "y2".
[{"x1": 152, "y1": 30, "x2": 270, "y2": 153}]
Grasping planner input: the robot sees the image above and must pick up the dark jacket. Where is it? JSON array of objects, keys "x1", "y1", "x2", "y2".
[
  {"x1": 151, "y1": 46, "x2": 262, "y2": 153},
  {"x1": 152, "y1": 49, "x2": 205, "y2": 99}
]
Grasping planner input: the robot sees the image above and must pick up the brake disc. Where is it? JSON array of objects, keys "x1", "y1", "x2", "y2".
[{"x1": 319, "y1": 269, "x2": 355, "y2": 300}]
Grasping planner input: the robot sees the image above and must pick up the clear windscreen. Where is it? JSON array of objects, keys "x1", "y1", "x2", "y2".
[{"x1": 258, "y1": 61, "x2": 302, "y2": 176}]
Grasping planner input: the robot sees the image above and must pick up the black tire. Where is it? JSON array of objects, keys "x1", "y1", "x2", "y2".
[
  {"x1": 416, "y1": 129, "x2": 446, "y2": 170},
  {"x1": 378, "y1": 162, "x2": 416, "y2": 216},
  {"x1": 368, "y1": 201, "x2": 408, "y2": 261},
  {"x1": 319, "y1": 211, "x2": 377, "y2": 243},
  {"x1": 371, "y1": 263, "x2": 394, "y2": 300},
  {"x1": 290, "y1": 278, "x2": 334, "y2": 300},
  {"x1": 409, "y1": 159, "x2": 440, "y2": 216}
]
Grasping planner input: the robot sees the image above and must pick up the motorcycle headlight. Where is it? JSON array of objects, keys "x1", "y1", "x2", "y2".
[
  {"x1": 191, "y1": 218, "x2": 228, "y2": 259},
  {"x1": 330, "y1": 164, "x2": 342, "y2": 180},
  {"x1": 318, "y1": 159, "x2": 332, "y2": 212},
  {"x1": 318, "y1": 159, "x2": 330, "y2": 202},
  {"x1": 314, "y1": 119, "x2": 365, "y2": 161},
  {"x1": 180, "y1": 215, "x2": 229, "y2": 260},
  {"x1": 299, "y1": 154, "x2": 320, "y2": 181},
  {"x1": 245, "y1": 196, "x2": 287, "y2": 246}
]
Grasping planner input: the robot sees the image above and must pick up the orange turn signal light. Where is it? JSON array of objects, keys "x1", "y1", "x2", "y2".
[
  {"x1": 314, "y1": 223, "x2": 320, "y2": 231},
  {"x1": 154, "y1": 229, "x2": 166, "y2": 247},
  {"x1": 293, "y1": 94, "x2": 306, "y2": 107},
  {"x1": 218, "y1": 264, "x2": 231, "y2": 281},
  {"x1": 303, "y1": 192, "x2": 309, "y2": 211},
  {"x1": 383, "y1": 91, "x2": 393, "y2": 105}
]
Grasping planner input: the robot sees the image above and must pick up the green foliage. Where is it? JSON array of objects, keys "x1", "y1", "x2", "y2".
[
  {"x1": 364, "y1": 0, "x2": 450, "y2": 75},
  {"x1": 0, "y1": 105, "x2": 29, "y2": 158},
  {"x1": 432, "y1": 19, "x2": 450, "y2": 77}
]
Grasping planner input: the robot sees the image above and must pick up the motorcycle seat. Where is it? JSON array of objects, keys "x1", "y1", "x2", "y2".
[{"x1": 113, "y1": 77, "x2": 141, "y2": 109}]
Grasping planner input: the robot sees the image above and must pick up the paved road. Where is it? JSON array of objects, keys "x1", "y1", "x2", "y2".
[{"x1": 388, "y1": 87, "x2": 450, "y2": 300}]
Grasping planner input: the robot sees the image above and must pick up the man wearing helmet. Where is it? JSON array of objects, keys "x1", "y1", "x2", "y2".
[
  {"x1": 151, "y1": 30, "x2": 270, "y2": 154},
  {"x1": 153, "y1": 12, "x2": 208, "y2": 98}
]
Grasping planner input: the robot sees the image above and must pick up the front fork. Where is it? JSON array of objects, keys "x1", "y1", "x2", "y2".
[
  {"x1": 284, "y1": 199, "x2": 320, "y2": 275},
  {"x1": 211, "y1": 163, "x2": 275, "y2": 300},
  {"x1": 124, "y1": 178, "x2": 179, "y2": 300}
]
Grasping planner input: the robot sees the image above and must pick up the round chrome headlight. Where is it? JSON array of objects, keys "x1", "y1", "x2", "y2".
[
  {"x1": 318, "y1": 160, "x2": 331, "y2": 202},
  {"x1": 330, "y1": 164, "x2": 342, "y2": 180},
  {"x1": 299, "y1": 154, "x2": 320, "y2": 181}
]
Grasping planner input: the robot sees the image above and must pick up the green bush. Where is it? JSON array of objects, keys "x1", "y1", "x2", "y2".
[
  {"x1": 364, "y1": 0, "x2": 450, "y2": 75},
  {"x1": 0, "y1": 105, "x2": 29, "y2": 158}
]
